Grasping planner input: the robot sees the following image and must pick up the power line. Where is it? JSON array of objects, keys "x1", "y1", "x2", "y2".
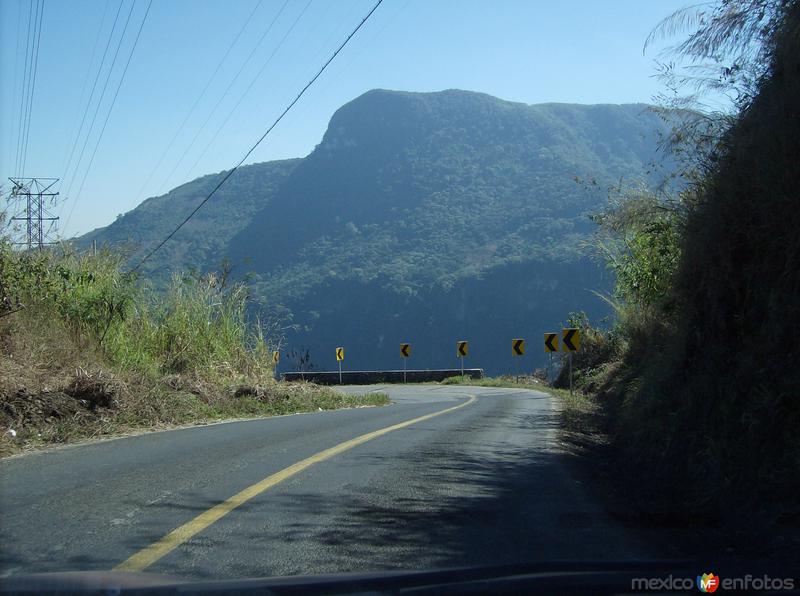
[
  {"x1": 59, "y1": 0, "x2": 125, "y2": 206},
  {"x1": 127, "y1": 0, "x2": 264, "y2": 211},
  {"x1": 19, "y1": 0, "x2": 45, "y2": 177},
  {"x1": 62, "y1": 0, "x2": 133, "y2": 202},
  {"x1": 313, "y1": 0, "x2": 409, "y2": 102},
  {"x1": 205, "y1": 0, "x2": 368, "y2": 172},
  {"x1": 133, "y1": 0, "x2": 384, "y2": 270},
  {"x1": 10, "y1": 0, "x2": 25, "y2": 176},
  {"x1": 66, "y1": 0, "x2": 153, "y2": 230},
  {"x1": 183, "y1": 0, "x2": 313, "y2": 180},
  {"x1": 17, "y1": 0, "x2": 43, "y2": 176},
  {"x1": 57, "y1": 0, "x2": 112, "y2": 218},
  {"x1": 152, "y1": 0, "x2": 290, "y2": 198},
  {"x1": 298, "y1": 0, "x2": 365, "y2": 79},
  {"x1": 14, "y1": 0, "x2": 35, "y2": 176}
]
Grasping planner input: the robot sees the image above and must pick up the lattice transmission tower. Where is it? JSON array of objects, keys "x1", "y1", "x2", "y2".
[{"x1": 5, "y1": 177, "x2": 60, "y2": 250}]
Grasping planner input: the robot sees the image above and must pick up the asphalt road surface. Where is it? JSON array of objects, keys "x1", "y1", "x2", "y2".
[{"x1": 0, "y1": 385, "x2": 663, "y2": 580}]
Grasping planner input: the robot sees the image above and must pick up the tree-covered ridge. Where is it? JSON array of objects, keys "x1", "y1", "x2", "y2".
[
  {"x1": 77, "y1": 89, "x2": 677, "y2": 373},
  {"x1": 80, "y1": 90, "x2": 674, "y2": 299},
  {"x1": 554, "y1": 0, "x2": 800, "y2": 546},
  {"x1": 224, "y1": 90, "x2": 675, "y2": 304},
  {"x1": 77, "y1": 158, "x2": 300, "y2": 282}
]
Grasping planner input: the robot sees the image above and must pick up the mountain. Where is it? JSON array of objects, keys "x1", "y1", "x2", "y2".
[
  {"x1": 79, "y1": 89, "x2": 677, "y2": 375},
  {"x1": 79, "y1": 158, "x2": 301, "y2": 278}
]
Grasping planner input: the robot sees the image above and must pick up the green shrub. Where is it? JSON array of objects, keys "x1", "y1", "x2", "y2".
[
  {"x1": 591, "y1": 191, "x2": 682, "y2": 312},
  {"x1": 552, "y1": 311, "x2": 621, "y2": 390},
  {"x1": 0, "y1": 243, "x2": 274, "y2": 384},
  {"x1": 574, "y1": 0, "x2": 800, "y2": 519}
]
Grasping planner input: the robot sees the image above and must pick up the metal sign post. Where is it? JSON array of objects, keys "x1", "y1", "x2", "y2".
[
  {"x1": 272, "y1": 350, "x2": 280, "y2": 381},
  {"x1": 512, "y1": 339, "x2": 525, "y2": 381},
  {"x1": 561, "y1": 328, "x2": 580, "y2": 396},
  {"x1": 456, "y1": 341, "x2": 468, "y2": 379},
  {"x1": 400, "y1": 343, "x2": 411, "y2": 383},
  {"x1": 544, "y1": 333, "x2": 558, "y2": 383},
  {"x1": 569, "y1": 353, "x2": 573, "y2": 396},
  {"x1": 336, "y1": 347, "x2": 344, "y2": 384}
]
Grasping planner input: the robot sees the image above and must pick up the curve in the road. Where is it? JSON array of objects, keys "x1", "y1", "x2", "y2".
[{"x1": 114, "y1": 393, "x2": 477, "y2": 572}]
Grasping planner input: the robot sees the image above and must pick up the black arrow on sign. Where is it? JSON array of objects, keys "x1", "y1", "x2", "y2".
[
  {"x1": 513, "y1": 339, "x2": 524, "y2": 355},
  {"x1": 400, "y1": 344, "x2": 410, "y2": 358},
  {"x1": 544, "y1": 334, "x2": 557, "y2": 352},
  {"x1": 458, "y1": 342, "x2": 468, "y2": 357},
  {"x1": 563, "y1": 329, "x2": 578, "y2": 351}
]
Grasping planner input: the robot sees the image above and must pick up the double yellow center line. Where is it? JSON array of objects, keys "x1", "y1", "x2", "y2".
[{"x1": 115, "y1": 393, "x2": 476, "y2": 572}]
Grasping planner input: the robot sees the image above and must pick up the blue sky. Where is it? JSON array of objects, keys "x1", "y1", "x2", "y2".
[{"x1": 1, "y1": 0, "x2": 692, "y2": 237}]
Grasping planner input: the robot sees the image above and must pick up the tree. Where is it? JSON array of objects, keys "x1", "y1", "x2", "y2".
[{"x1": 592, "y1": 189, "x2": 682, "y2": 311}]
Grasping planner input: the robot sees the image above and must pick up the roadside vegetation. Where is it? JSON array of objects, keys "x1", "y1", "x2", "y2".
[
  {"x1": 440, "y1": 375, "x2": 546, "y2": 389},
  {"x1": 551, "y1": 0, "x2": 800, "y2": 552},
  {"x1": 0, "y1": 241, "x2": 388, "y2": 458}
]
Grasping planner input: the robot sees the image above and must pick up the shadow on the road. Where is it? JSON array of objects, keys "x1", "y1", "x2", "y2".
[
  {"x1": 260, "y1": 412, "x2": 628, "y2": 573},
  {"x1": 142, "y1": 398, "x2": 665, "y2": 579},
  {"x1": 0, "y1": 394, "x2": 665, "y2": 579}
]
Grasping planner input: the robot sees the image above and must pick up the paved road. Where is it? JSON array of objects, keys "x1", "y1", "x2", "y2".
[{"x1": 0, "y1": 385, "x2": 660, "y2": 580}]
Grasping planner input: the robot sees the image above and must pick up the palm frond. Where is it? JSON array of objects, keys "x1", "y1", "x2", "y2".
[{"x1": 644, "y1": 3, "x2": 712, "y2": 54}]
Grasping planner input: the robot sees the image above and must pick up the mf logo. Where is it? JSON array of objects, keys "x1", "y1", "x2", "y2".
[{"x1": 697, "y1": 572, "x2": 720, "y2": 593}]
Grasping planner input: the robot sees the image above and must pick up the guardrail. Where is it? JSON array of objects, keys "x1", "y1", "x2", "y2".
[{"x1": 281, "y1": 369, "x2": 484, "y2": 385}]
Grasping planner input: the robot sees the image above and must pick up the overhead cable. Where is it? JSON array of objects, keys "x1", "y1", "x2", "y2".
[
  {"x1": 127, "y1": 0, "x2": 265, "y2": 211},
  {"x1": 133, "y1": 0, "x2": 384, "y2": 270},
  {"x1": 152, "y1": 0, "x2": 291, "y2": 197},
  {"x1": 65, "y1": 0, "x2": 153, "y2": 230}
]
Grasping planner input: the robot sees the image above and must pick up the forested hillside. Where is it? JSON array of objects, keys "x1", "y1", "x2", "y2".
[
  {"x1": 79, "y1": 158, "x2": 300, "y2": 279},
  {"x1": 616, "y1": 0, "x2": 800, "y2": 514},
  {"x1": 557, "y1": 0, "x2": 800, "y2": 547},
  {"x1": 79, "y1": 90, "x2": 677, "y2": 374}
]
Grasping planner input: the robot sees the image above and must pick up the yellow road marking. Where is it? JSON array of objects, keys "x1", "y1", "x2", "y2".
[{"x1": 114, "y1": 393, "x2": 477, "y2": 572}]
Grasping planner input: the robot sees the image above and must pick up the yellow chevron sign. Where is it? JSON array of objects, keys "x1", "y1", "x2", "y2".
[
  {"x1": 544, "y1": 333, "x2": 558, "y2": 353},
  {"x1": 562, "y1": 328, "x2": 581, "y2": 352},
  {"x1": 457, "y1": 341, "x2": 468, "y2": 357},
  {"x1": 272, "y1": 351, "x2": 280, "y2": 364},
  {"x1": 400, "y1": 343, "x2": 411, "y2": 358},
  {"x1": 336, "y1": 347, "x2": 345, "y2": 361},
  {"x1": 512, "y1": 338, "x2": 525, "y2": 356}
]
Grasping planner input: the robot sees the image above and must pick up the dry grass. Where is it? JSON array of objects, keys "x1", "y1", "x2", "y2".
[{"x1": 0, "y1": 309, "x2": 388, "y2": 458}]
